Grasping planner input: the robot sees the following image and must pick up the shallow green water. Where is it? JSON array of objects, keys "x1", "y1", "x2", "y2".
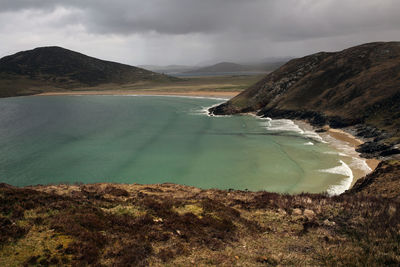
[{"x1": 0, "y1": 95, "x2": 347, "y2": 193}]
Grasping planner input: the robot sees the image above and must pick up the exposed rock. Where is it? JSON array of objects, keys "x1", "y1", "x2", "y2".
[
  {"x1": 357, "y1": 141, "x2": 390, "y2": 153},
  {"x1": 323, "y1": 219, "x2": 336, "y2": 227},
  {"x1": 303, "y1": 209, "x2": 316, "y2": 220},
  {"x1": 380, "y1": 148, "x2": 400, "y2": 157},
  {"x1": 278, "y1": 208, "x2": 287, "y2": 215},
  {"x1": 292, "y1": 208, "x2": 302, "y2": 215}
]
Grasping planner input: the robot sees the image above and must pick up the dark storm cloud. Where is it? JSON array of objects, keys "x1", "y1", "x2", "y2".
[
  {"x1": 2, "y1": 0, "x2": 399, "y2": 38},
  {"x1": 0, "y1": 0, "x2": 267, "y2": 34},
  {"x1": 1, "y1": 0, "x2": 400, "y2": 64}
]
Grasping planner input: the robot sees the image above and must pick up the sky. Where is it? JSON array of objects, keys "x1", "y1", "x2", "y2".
[{"x1": 0, "y1": 0, "x2": 399, "y2": 66}]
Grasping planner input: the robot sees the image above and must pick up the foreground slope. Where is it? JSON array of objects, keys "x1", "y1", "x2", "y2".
[
  {"x1": 0, "y1": 161, "x2": 399, "y2": 266},
  {"x1": 0, "y1": 47, "x2": 177, "y2": 97},
  {"x1": 210, "y1": 42, "x2": 400, "y2": 156}
]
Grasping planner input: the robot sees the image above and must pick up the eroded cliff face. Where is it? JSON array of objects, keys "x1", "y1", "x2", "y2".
[{"x1": 210, "y1": 42, "x2": 400, "y2": 157}]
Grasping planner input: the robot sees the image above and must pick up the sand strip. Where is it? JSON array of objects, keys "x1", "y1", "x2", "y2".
[
  {"x1": 293, "y1": 120, "x2": 380, "y2": 190},
  {"x1": 36, "y1": 90, "x2": 240, "y2": 98},
  {"x1": 325, "y1": 128, "x2": 380, "y2": 171}
]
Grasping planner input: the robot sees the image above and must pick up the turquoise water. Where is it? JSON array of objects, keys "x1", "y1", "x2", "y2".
[{"x1": 0, "y1": 95, "x2": 346, "y2": 193}]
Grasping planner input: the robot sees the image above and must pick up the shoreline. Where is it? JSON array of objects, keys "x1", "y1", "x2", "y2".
[
  {"x1": 36, "y1": 90, "x2": 240, "y2": 99},
  {"x1": 325, "y1": 128, "x2": 380, "y2": 171},
  {"x1": 293, "y1": 120, "x2": 380, "y2": 190},
  {"x1": 238, "y1": 114, "x2": 380, "y2": 194}
]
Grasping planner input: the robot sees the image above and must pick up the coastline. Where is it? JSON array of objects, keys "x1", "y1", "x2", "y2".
[
  {"x1": 293, "y1": 120, "x2": 380, "y2": 189},
  {"x1": 326, "y1": 128, "x2": 380, "y2": 170},
  {"x1": 36, "y1": 90, "x2": 240, "y2": 99}
]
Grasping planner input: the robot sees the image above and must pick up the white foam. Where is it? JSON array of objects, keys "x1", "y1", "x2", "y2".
[
  {"x1": 322, "y1": 132, "x2": 372, "y2": 175},
  {"x1": 260, "y1": 117, "x2": 272, "y2": 127},
  {"x1": 69, "y1": 94, "x2": 229, "y2": 101},
  {"x1": 323, "y1": 151, "x2": 348, "y2": 157},
  {"x1": 303, "y1": 130, "x2": 326, "y2": 143},
  {"x1": 304, "y1": 142, "x2": 314, "y2": 146},
  {"x1": 320, "y1": 160, "x2": 354, "y2": 196},
  {"x1": 189, "y1": 101, "x2": 235, "y2": 117},
  {"x1": 266, "y1": 119, "x2": 305, "y2": 134},
  {"x1": 349, "y1": 157, "x2": 372, "y2": 173},
  {"x1": 264, "y1": 119, "x2": 326, "y2": 143}
]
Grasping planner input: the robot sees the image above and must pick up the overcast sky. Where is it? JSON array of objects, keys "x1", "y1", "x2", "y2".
[{"x1": 0, "y1": 0, "x2": 399, "y2": 65}]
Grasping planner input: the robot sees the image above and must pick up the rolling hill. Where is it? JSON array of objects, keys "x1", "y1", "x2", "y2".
[{"x1": 0, "y1": 46, "x2": 178, "y2": 97}]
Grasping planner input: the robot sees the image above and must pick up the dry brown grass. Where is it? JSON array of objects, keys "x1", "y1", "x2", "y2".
[{"x1": 1, "y1": 161, "x2": 400, "y2": 267}]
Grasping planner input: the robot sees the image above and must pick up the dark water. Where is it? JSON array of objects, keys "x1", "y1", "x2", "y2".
[{"x1": 0, "y1": 95, "x2": 346, "y2": 193}]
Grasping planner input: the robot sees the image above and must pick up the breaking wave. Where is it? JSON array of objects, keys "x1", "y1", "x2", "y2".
[
  {"x1": 262, "y1": 118, "x2": 325, "y2": 143},
  {"x1": 320, "y1": 160, "x2": 354, "y2": 196}
]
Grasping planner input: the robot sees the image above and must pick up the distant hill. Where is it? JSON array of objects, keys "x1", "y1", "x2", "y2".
[
  {"x1": 185, "y1": 60, "x2": 288, "y2": 74},
  {"x1": 186, "y1": 62, "x2": 252, "y2": 73},
  {"x1": 138, "y1": 59, "x2": 290, "y2": 76},
  {"x1": 0, "y1": 47, "x2": 177, "y2": 97},
  {"x1": 138, "y1": 64, "x2": 197, "y2": 74},
  {"x1": 210, "y1": 42, "x2": 400, "y2": 157}
]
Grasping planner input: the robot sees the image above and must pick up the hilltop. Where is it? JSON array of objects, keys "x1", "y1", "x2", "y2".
[
  {"x1": 210, "y1": 42, "x2": 400, "y2": 158},
  {"x1": 0, "y1": 47, "x2": 177, "y2": 97}
]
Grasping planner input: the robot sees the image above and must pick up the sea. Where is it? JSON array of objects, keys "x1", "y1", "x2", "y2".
[{"x1": 0, "y1": 95, "x2": 371, "y2": 194}]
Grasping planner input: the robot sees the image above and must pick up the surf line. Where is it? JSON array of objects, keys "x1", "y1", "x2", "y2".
[
  {"x1": 262, "y1": 117, "x2": 355, "y2": 195},
  {"x1": 320, "y1": 160, "x2": 354, "y2": 196}
]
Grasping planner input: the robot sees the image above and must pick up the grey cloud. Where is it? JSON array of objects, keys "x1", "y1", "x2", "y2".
[
  {"x1": 0, "y1": 0, "x2": 400, "y2": 65},
  {"x1": 2, "y1": 0, "x2": 400, "y2": 39},
  {"x1": 3, "y1": 0, "x2": 399, "y2": 38}
]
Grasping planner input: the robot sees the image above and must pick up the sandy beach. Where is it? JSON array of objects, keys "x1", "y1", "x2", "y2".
[
  {"x1": 37, "y1": 90, "x2": 240, "y2": 98},
  {"x1": 293, "y1": 120, "x2": 380, "y2": 190},
  {"x1": 321, "y1": 127, "x2": 380, "y2": 188},
  {"x1": 326, "y1": 128, "x2": 380, "y2": 170}
]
